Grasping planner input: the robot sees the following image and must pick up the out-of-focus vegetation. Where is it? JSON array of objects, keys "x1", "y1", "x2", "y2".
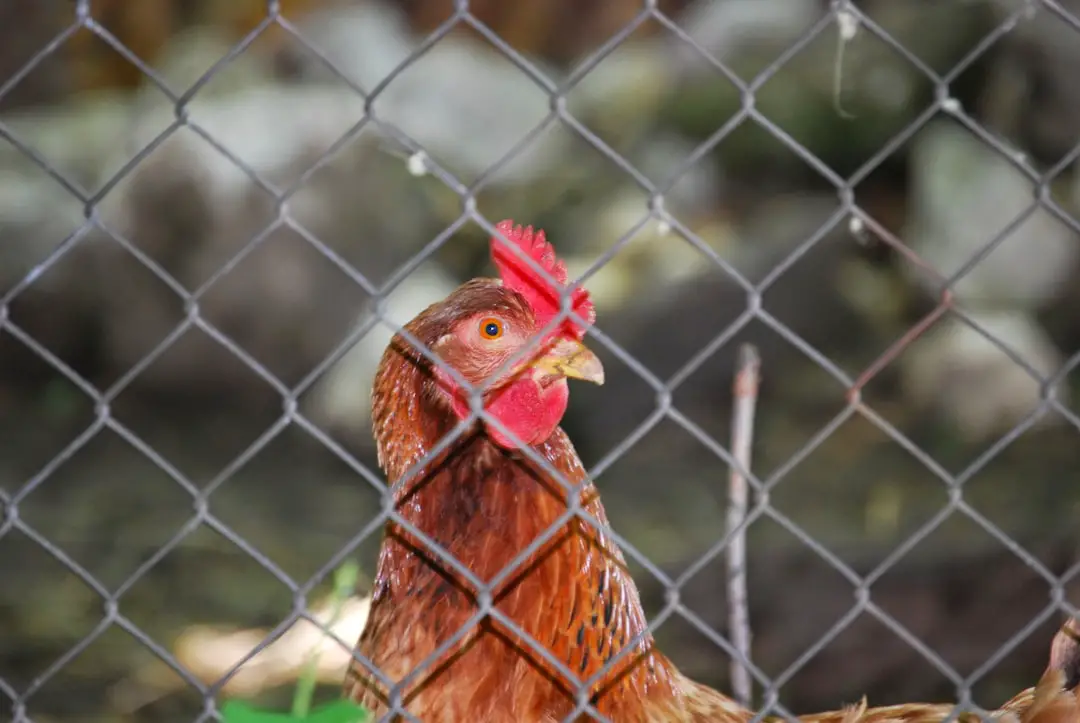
[{"x1": 3, "y1": 1, "x2": 1080, "y2": 722}]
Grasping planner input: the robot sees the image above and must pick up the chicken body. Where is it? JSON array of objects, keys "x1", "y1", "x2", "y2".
[
  {"x1": 344, "y1": 278, "x2": 695, "y2": 721},
  {"x1": 344, "y1": 402, "x2": 1070, "y2": 722},
  {"x1": 343, "y1": 222, "x2": 1079, "y2": 723}
]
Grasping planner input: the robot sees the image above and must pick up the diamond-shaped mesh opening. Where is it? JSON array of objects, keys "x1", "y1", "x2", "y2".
[
  {"x1": 5, "y1": 2, "x2": 1080, "y2": 722},
  {"x1": 468, "y1": 116, "x2": 677, "y2": 239},
  {"x1": 22, "y1": 232, "x2": 189, "y2": 389},
  {"x1": 779, "y1": 609, "x2": 960, "y2": 711},
  {"x1": 0, "y1": 2, "x2": 81, "y2": 112},
  {"x1": 766, "y1": 411, "x2": 951, "y2": 564},
  {"x1": 364, "y1": 20, "x2": 555, "y2": 187},
  {"x1": 196, "y1": 224, "x2": 372, "y2": 388},
  {"x1": 105, "y1": 328, "x2": 287, "y2": 481},
  {"x1": 18, "y1": 427, "x2": 194, "y2": 590},
  {"x1": 207, "y1": 423, "x2": 385, "y2": 582},
  {"x1": 870, "y1": 513, "x2": 1057, "y2": 687},
  {"x1": 121, "y1": 518, "x2": 293, "y2": 623},
  {"x1": 0, "y1": 526, "x2": 103, "y2": 692},
  {"x1": 900, "y1": 119, "x2": 1077, "y2": 306},
  {"x1": 749, "y1": 27, "x2": 941, "y2": 181},
  {"x1": 178, "y1": 23, "x2": 366, "y2": 193},
  {"x1": 3, "y1": 26, "x2": 179, "y2": 196},
  {"x1": 0, "y1": 154, "x2": 86, "y2": 300},
  {"x1": 665, "y1": 514, "x2": 855, "y2": 698},
  {"x1": 0, "y1": 329, "x2": 96, "y2": 487},
  {"x1": 117, "y1": 521, "x2": 298, "y2": 671},
  {"x1": 561, "y1": 13, "x2": 742, "y2": 168},
  {"x1": 855, "y1": 2, "x2": 1006, "y2": 78},
  {"x1": 99, "y1": 322, "x2": 293, "y2": 481},
  {"x1": 668, "y1": 0, "x2": 828, "y2": 81},
  {"x1": 861, "y1": 306, "x2": 1068, "y2": 470},
  {"x1": 987, "y1": 1, "x2": 1080, "y2": 167},
  {"x1": 29, "y1": 622, "x2": 208, "y2": 723},
  {"x1": 92, "y1": 123, "x2": 281, "y2": 291},
  {"x1": 293, "y1": 238, "x2": 467, "y2": 447},
  {"x1": 958, "y1": 420, "x2": 1080, "y2": 555},
  {"x1": 595, "y1": 417, "x2": 733, "y2": 572},
  {"x1": 283, "y1": 125, "x2": 452, "y2": 286}
]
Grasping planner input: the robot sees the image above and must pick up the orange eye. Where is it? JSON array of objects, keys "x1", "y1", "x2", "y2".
[{"x1": 479, "y1": 317, "x2": 504, "y2": 340}]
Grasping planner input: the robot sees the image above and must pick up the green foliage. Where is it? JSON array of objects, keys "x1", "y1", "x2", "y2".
[{"x1": 221, "y1": 700, "x2": 369, "y2": 723}]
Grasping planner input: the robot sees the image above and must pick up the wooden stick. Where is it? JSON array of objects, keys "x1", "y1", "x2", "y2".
[{"x1": 727, "y1": 343, "x2": 761, "y2": 708}]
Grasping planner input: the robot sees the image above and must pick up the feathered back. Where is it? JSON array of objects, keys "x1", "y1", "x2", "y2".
[
  {"x1": 489, "y1": 219, "x2": 595, "y2": 341},
  {"x1": 1018, "y1": 619, "x2": 1080, "y2": 723}
]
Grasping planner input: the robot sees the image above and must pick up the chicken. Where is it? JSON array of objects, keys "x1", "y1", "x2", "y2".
[{"x1": 342, "y1": 219, "x2": 1080, "y2": 722}]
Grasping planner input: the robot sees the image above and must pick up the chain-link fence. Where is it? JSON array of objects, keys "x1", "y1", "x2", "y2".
[{"x1": 3, "y1": 0, "x2": 1080, "y2": 721}]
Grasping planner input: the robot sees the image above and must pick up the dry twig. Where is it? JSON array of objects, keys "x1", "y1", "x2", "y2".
[{"x1": 727, "y1": 343, "x2": 761, "y2": 708}]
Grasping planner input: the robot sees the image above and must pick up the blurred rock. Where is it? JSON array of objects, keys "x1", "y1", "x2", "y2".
[
  {"x1": 90, "y1": 95, "x2": 450, "y2": 395},
  {"x1": 0, "y1": 2, "x2": 755, "y2": 404},
  {"x1": 142, "y1": 24, "x2": 271, "y2": 94},
  {"x1": 904, "y1": 119, "x2": 1079, "y2": 311},
  {"x1": 286, "y1": 1, "x2": 565, "y2": 186},
  {"x1": 900, "y1": 308, "x2": 1068, "y2": 443},
  {"x1": 0, "y1": 61, "x2": 447, "y2": 405},
  {"x1": 670, "y1": 0, "x2": 821, "y2": 76}
]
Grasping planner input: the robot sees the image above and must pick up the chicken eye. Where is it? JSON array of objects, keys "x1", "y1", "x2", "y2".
[{"x1": 479, "y1": 318, "x2": 504, "y2": 340}]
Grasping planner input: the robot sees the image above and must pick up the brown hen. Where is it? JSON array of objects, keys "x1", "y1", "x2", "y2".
[{"x1": 342, "y1": 220, "x2": 1080, "y2": 723}]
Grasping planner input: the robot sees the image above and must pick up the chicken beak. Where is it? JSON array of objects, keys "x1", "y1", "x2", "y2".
[{"x1": 530, "y1": 338, "x2": 605, "y2": 385}]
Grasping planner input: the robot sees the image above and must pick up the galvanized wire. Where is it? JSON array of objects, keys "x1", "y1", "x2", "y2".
[{"x1": 2, "y1": 1, "x2": 1080, "y2": 723}]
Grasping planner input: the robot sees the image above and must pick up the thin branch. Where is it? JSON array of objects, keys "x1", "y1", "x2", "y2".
[{"x1": 727, "y1": 343, "x2": 760, "y2": 708}]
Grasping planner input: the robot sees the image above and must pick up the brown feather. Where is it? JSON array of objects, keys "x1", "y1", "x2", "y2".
[{"x1": 344, "y1": 280, "x2": 1079, "y2": 723}]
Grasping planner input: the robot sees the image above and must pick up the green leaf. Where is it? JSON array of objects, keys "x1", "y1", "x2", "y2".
[
  {"x1": 221, "y1": 701, "x2": 293, "y2": 723},
  {"x1": 221, "y1": 700, "x2": 369, "y2": 723},
  {"x1": 305, "y1": 701, "x2": 370, "y2": 723}
]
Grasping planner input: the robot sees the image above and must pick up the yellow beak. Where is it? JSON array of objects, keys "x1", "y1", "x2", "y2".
[{"x1": 529, "y1": 337, "x2": 605, "y2": 385}]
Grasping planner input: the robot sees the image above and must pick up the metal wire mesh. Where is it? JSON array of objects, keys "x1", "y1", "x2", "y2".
[{"x1": 3, "y1": 0, "x2": 1080, "y2": 722}]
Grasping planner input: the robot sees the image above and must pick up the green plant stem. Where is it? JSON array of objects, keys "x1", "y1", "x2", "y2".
[{"x1": 291, "y1": 561, "x2": 361, "y2": 719}]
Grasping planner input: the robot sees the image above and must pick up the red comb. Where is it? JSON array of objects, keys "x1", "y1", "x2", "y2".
[{"x1": 490, "y1": 219, "x2": 595, "y2": 340}]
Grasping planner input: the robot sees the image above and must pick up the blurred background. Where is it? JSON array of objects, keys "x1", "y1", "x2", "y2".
[{"x1": 3, "y1": 0, "x2": 1080, "y2": 721}]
